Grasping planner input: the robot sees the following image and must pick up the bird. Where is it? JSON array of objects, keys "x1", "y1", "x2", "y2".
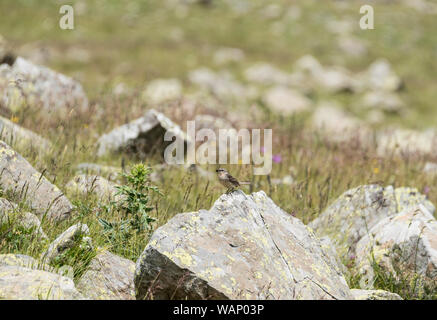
[{"x1": 216, "y1": 168, "x2": 250, "y2": 194}]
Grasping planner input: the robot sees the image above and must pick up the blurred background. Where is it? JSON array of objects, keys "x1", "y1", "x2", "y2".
[
  {"x1": 1, "y1": 0, "x2": 437, "y2": 226},
  {"x1": 1, "y1": 0, "x2": 436, "y2": 127}
]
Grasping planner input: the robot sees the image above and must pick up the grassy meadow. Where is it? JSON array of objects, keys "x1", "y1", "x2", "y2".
[{"x1": 0, "y1": 0, "x2": 437, "y2": 298}]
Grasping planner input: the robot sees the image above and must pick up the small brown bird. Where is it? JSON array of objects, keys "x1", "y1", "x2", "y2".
[{"x1": 216, "y1": 168, "x2": 250, "y2": 194}]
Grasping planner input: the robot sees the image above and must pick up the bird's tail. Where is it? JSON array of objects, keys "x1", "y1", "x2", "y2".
[{"x1": 239, "y1": 182, "x2": 251, "y2": 185}]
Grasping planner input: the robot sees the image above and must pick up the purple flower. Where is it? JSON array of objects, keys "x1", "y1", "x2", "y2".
[
  {"x1": 272, "y1": 154, "x2": 282, "y2": 164},
  {"x1": 424, "y1": 186, "x2": 430, "y2": 195}
]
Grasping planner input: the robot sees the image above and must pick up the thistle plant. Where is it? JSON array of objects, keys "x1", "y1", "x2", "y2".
[{"x1": 98, "y1": 164, "x2": 162, "y2": 254}]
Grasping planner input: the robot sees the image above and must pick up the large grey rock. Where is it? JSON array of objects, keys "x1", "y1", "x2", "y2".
[
  {"x1": 41, "y1": 223, "x2": 91, "y2": 265},
  {"x1": 0, "y1": 116, "x2": 51, "y2": 152},
  {"x1": 0, "y1": 254, "x2": 40, "y2": 269},
  {"x1": 135, "y1": 191, "x2": 353, "y2": 300},
  {"x1": 0, "y1": 141, "x2": 73, "y2": 222},
  {"x1": 0, "y1": 265, "x2": 84, "y2": 300},
  {"x1": 76, "y1": 250, "x2": 135, "y2": 300},
  {"x1": 262, "y1": 86, "x2": 311, "y2": 116},
  {"x1": 350, "y1": 289, "x2": 403, "y2": 300},
  {"x1": 97, "y1": 109, "x2": 189, "y2": 159},
  {"x1": 309, "y1": 185, "x2": 435, "y2": 260},
  {"x1": 355, "y1": 205, "x2": 437, "y2": 293},
  {"x1": 0, "y1": 57, "x2": 88, "y2": 114}
]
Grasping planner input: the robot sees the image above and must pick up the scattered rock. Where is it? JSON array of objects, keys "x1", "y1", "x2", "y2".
[
  {"x1": 360, "y1": 59, "x2": 403, "y2": 92},
  {"x1": 76, "y1": 250, "x2": 135, "y2": 300},
  {"x1": 66, "y1": 174, "x2": 119, "y2": 201},
  {"x1": 0, "y1": 254, "x2": 40, "y2": 269},
  {"x1": 0, "y1": 57, "x2": 88, "y2": 114},
  {"x1": 193, "y1": 114, "x2": 235, "y2": 131},
  {"x1": 0, "y1": 141, "x2": 73, "y2": 222},
  {"x1": 294, "y1": 56, "x2": 356, "y2": 93},
  {"x1": 376, "y1": 128, "x2": 437, "y2": 157},
  {"x1": 189, "y1": 67, "x2": 249, "y2": 102},
  {"x1": 360, "y1": 91, "x2": 405, "y2": 113},
  {"x1": 97, "y1": 109, "x2": 189, "y2": 159},
  {"x1": 309, "y1": 185, "x2": 435, "y2": 260},
  {"x1": 135, "y1": 191, "x2": 353, "y2": 300},
  {"x1": 213, "y1": 47, "x2": 245, "y2": 65},
  {"x1": 142, "y1": 78, "x2": 183, "y2": 105},
  {"x1": 315, "y1": 67, "x2": 357, "y2": 93},
  {"x1": 423, "y1": 162, "x2": 437, "y2": 175},
  {"x1": 355, "y1": 205, "x2": 437, "y2": 293},
  {"x1": 311, "y1": 103, "x2": 371, "y2": 145},
  {"x1": 262, "y1": 86, "x2": 312, "y2": 116},
  {"x1": 244, "y1": 63, "x2": 292, "y2": 86},
  {"x1": 75, "y1": 162, "x2": 122, "y2": 181},
  {"x1": 350, "y1": 289, "x2": 403, "y2": 300},
  {"x1": 271, "y1": 175, "x2": 294, "y2": 186},
  {"x1": 0, "y1": 115, "x2": 51, "y2": 153},
  {"x1": 337, "y1": 36, "x2": 368, "y2": 58},
  {"x1": 41, "y1": 223, "x2": 91, "y2": 265},
  {"x1": 0, "y1": 265, "x2": 84, "y2": 299}
]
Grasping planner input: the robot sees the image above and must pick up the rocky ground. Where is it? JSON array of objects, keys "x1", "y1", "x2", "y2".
[{"x1": 0, "y1": 0, "x2": 437, "y2": 299}]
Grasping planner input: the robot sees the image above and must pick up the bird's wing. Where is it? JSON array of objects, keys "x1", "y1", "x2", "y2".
[{"x1": 227, "y1": 173, "x2": 240, "y2": 186}]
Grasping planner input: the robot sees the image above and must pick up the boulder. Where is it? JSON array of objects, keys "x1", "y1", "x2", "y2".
[
  {"x1": 66, "y1": 174, "x2": 119, "y2": 201},
  {"x1": 309, "y1": 185, "x2": 434, "y2": 260},
  {"x1": 0, "y1": 254, "x2": 40, "y2": 269},
  {"x1": 0, "y1": 265, "x2": 84, "y2": 299},
  {"x1": 0, "y1": 198, "x2": 47, "y2": 239},
  {"x1": 41, "y1": 223, "x2": 92, "y2": 265},
  {"x1": 376, "y1": 128, "x2": 437, "y2": 157},
  {"x1": 0, "y1": 115, "x2": 52, "y2": 152},
  {"x1": 350, "y1": 289, "x2": 403, "y2": 300},
  {"x1": 213, "y1": 47, "x2": 245, "y2": 65},
  {"x1": 355, "y1": 205, "x2": 437, "y2": 293},
  {"x1": 423, "y1": 162, "x2": 437, "y2": 175},
  {"x1": 0, "y1": 254, "x2": 58, "y2": 273},
  {"x1": 75, "y1": 162, "x2": 122, "y2": 181},
  {"x1": 0, "y1": 57, "x2": 88, "y2": 114},
  {"x1": 141, "y1": 78, "x2": 182, "y2": 105},
  {"x1": 76, "y1": 250, "x2": 135, "y2": 300},
  {"x1": 311, "y1": 103, "x2": 371, "y2": 145},
  {"x1": 0, "y1": 141, "x2": 73, "y2": 222},
  {"x1": 359, "y1": 59, "x2": 403, "y2": 92},
  {"x1": 314, "y1": 67, "x2": 357, "y2": 93},
  {"x1": 96, "y1": 109, "x2": 189, "y2": 159},
  {"x1": 262, "y1": 86, "x2": 311, "y2": 116},
  {"x1": 135, "y1": 191, "x2": 353, "y2": 300},
  {"x1": 244, "y1": 63, "x2": 292, "y2": 86},
  {"x1": 360, "y1": 91, "x2": 405, "y2": 113},
  {"x1": 188, "y1": 68, "x2": 249, "y2": 102},
  {"x1": 337, "y1": 36, "x2": 368, "y2": 58}
]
